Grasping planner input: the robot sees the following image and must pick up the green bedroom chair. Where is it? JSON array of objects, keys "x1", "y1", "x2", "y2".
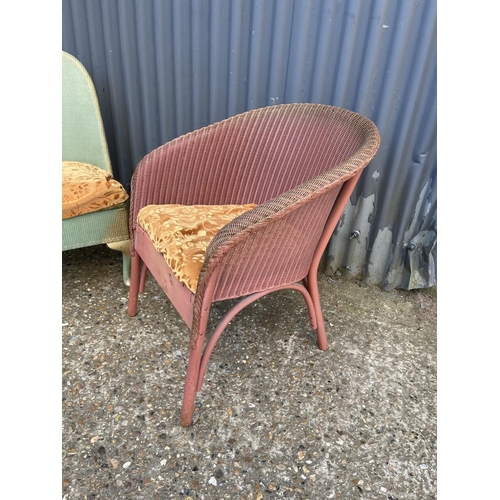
[{"x1": 62, "y1": 50, "x2": 131, "y2": 285}]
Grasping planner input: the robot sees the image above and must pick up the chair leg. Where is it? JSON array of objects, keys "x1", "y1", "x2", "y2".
[
  {"x1": 139, "y1": 262, "x2": 148, "y2": 293},
  {"x1": 180, "y1": 342, "x2": 204, "y2": 427},
  {"x1": 305, "y1": 272, "x2": 328, "y2": 350},
  {"x1": 122, "y1": 252, "x2": 131, "y2": 287},
  {"x1": 180, "y1": 307, "x2": 211, "y2": 427},
  {"x1": 299, "y1": 280, "x2": 317, "y2": 330},
  {"x1": 107, "y1": 240, "x2": 131, "y2": 286},
  {"x1": 128, "y1": 253, "x2": 141, "y2": 317}
]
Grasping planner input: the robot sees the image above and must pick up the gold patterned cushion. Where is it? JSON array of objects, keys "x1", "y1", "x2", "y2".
[
  {"x1": 137, "y1": 203, "x2": 257, "y2": 293},
  {"x1": 62, "y1": 161, "x2": 129, "y2": 220}
]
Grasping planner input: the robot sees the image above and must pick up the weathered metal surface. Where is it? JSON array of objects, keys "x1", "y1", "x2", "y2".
[{"x1": 62, "y1": 0, "x2": 436, "y2": 289}]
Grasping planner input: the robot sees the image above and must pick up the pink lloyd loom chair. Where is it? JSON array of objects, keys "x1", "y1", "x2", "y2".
[{"x1": 127, "y1": 103, "x2": 380, "y2": 426}]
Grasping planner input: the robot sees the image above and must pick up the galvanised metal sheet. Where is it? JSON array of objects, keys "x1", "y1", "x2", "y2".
[{"x1": 62, "y1": 0, "x2": 437, "y2": 290}]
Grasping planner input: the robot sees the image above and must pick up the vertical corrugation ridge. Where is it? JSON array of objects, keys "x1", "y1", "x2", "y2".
[
  {"x1": 266, "y1": 0, "x2": 278, "y2": 105},
  {"x1": 228, "y1": 0, "x2": 246, "y2": 116},
  {"x1": 136, "y1": 0, "x2": 155, "y2": 154},
  {"x1": 328, "y1": 0, "x2": 349, "y2": 105},
  {"x1": 100, "y1": 0, "x2": 132, "y2": 186},
  {"x1": 62, "y1": 1, "x2": 76, "y2": 53},
  {"x1": 352, "y1": 0, "x2": 375, "y2": 107},
  {"x1": 191, "y1": 0, "x2": 210, "y2": 128},
  {"x1": 172, "y1": 0, "x2": 191, "y2": 136},
  {"x1": 153, "y1": 0, "x2": 175, "y2": 144},
  {"x1": 71, "y1": 0, "x2": 90, "y2": 64},
  {"x1": 306, "y1": 0, "x2": 325, "y2": 103},
  {"x1": 244, "y1": 0, "x2": 257, "y2": 109},
  {"x1": 272, "y1": 0, "x2": 295, "y2": 104}
]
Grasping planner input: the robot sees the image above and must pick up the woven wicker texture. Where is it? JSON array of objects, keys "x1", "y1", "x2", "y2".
[
  {"x1": 62, "y1": 205, "x2": 129, "y2": 250},
  {"x1": 131, "y1": 103, "x2": 379, "y2": 329}
]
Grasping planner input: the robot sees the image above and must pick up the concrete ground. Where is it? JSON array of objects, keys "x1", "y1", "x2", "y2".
[{"x1": 62, "y1": 244, "x2": 437, "y2": 500}]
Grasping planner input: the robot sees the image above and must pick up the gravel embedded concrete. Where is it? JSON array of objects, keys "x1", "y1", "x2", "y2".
[{"x1": 62, "y1": 244, "x2": 437, "y2": 499}]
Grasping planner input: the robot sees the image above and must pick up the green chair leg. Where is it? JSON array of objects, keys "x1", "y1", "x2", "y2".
[
  {"x1": 122, "y1": 251, "x2": 131, "y2": 287},
  {"x1": 107, "y1": 240, "x2": 131, "y2": 287}
]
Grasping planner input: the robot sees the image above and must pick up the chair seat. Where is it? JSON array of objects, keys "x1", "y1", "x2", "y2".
[
  {"x1": 137, "y1": 203, "x2": 257, "y2": 293},
  {"x1": 62, "y1": 161, "x2": 129, "y2": 220}
]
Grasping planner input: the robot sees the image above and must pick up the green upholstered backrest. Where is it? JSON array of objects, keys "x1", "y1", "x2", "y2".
[{"x1": 62, "y1": 51, "x2": 112, "y2": 173}]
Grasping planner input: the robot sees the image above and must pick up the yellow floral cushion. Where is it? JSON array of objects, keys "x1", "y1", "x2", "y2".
[
  {"x1": 137, "y1": 203, "x2": 257, "y2": 293},
  {"x1": 62, "y1": 161, "x2": 129, "y2": 220}
]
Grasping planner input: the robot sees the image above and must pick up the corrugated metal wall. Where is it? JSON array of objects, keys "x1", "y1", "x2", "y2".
[{"x1": 62, "y1": 0, "x2": 437, "y2": 290}]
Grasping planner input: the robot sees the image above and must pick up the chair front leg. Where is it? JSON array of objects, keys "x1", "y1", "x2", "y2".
[{"x1": 180, "y1": 304, "x2": 211, "y2": 427}]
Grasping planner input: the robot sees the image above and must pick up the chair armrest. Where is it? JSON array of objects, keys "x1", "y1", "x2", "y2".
[{"x1": 197, "y1": 167, "x2": 357, "y2": 303}]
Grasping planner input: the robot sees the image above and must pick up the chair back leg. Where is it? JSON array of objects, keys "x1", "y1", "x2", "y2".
[
  {"x1": 128, "y1": 253, "x2": 142, "y2": 316},
  {"x1": 139, "y1": 264, "x2": 148, "y2": 293},
  {"x1": 304, "y1": 272, "x2": 329, "y2": 350},
  {"x1": 305, "y1": 171, "x2": 364, "y2": 350},
  {"x1": 122, "y1": 252, "x2": 131, "y2": 286}
]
